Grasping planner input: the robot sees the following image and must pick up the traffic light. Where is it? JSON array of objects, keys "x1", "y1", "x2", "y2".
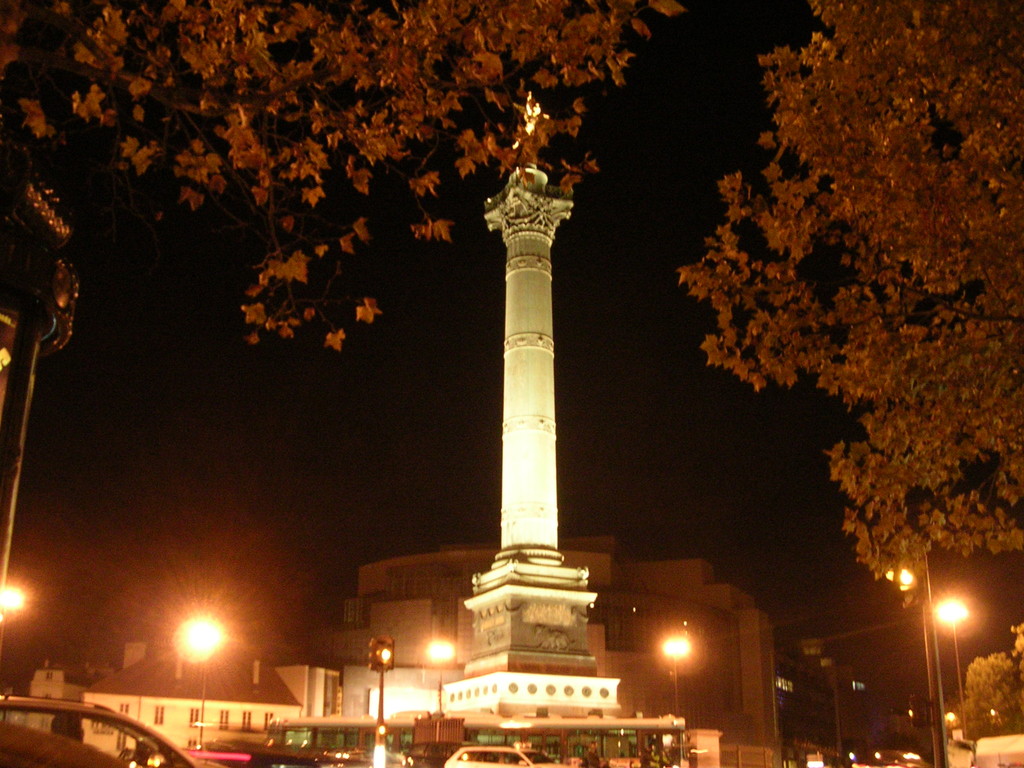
[
  {"x1": 909, "y1": 694, "x2": 930, "y2": 727},
  {"x1": 368, "y1": 635, "x2": 395, "y2": 672}
]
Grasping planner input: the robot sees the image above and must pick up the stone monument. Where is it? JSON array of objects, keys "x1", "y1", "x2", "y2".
[{"x1": 444, "y1": 159, "x2": 619, "y2": 716}]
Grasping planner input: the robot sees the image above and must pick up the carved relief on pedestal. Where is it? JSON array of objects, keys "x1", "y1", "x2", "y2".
[
  {"x1": 518, "y1": 601, "x2": 586, "y2": 652},
  {"x1": 486, "y1": 627, "x2": 509, "y2": 647},
  {"x1": 522, "y1": 602, "x2": 573, "y2": 627},
  {"x1": 533, "y1": 625, "x2": 571, "y2": 651},
  {"x1": 473, "y1": 603, "x2": 511, "y2": 652},
  {"x1": 572, "y1": 603, "x2": 591, "y2": 620}
]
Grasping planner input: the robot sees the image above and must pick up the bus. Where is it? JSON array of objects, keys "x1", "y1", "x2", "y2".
[{"x1": 266, "y1": 712, "x2": 687, "y2": 768}]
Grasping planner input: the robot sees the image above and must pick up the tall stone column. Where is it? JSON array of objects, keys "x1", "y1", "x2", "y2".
[
  {"x1": 446, "y1": 93, "x2": 623, "y2": 715},
  {"x1": 485, "y1": 165, "x2": 571, "y2": 564},
  {"x1": 450, "y1": 167, "x2": 621, "y2": 714}
]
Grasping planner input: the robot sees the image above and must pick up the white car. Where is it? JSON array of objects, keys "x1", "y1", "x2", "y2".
[{"x1": 444, "y1": 746, "x2": 572, "y2": 768}]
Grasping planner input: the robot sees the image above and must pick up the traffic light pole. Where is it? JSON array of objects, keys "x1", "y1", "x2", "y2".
[
  {"x1": 375, "y1": 665, "x2": 386, "y2": 757},
  {"x1": 369, "y1": 635, "x2": 394, "y2": 768}
]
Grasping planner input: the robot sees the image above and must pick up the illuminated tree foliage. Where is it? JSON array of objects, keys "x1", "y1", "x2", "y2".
[
  {"x1": 677, "y1": 0, "x2": 1024, "y2": 571},
  {"x1": 0, "y1": 0, "x2": 682, "y2": 348},
  {"x1": 963, "y1": 651, "x2": 1024, "y2": 737}
]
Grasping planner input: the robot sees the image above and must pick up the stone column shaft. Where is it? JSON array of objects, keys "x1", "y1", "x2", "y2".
[{"x1": 484, "y1": 168, "x2": 573, "y2": 558}]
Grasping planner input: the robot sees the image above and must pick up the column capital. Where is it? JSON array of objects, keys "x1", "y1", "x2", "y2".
[{"x1": 484, "y1": 167, "x2": 574, "y2": 244}]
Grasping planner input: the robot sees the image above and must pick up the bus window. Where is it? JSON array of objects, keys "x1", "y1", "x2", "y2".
[
  {"x1": 316, "y1": 727, "x2": 362, "y2": 749},
  {"x1": 283, "y1": 728, "x2": 314, "y2": 748},
  {"x1": 539, "y1": 735, "x2": 562, "y2": 760},
  {"x1": 604, "y1": 732, "x2": 638, "y2": 759}
]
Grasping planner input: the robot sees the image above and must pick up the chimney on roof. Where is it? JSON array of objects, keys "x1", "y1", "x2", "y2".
[{"x1": 253, "y1": 660, "x2": 260, "y2": 686}]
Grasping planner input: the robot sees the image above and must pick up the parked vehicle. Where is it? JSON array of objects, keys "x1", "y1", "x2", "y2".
[
  {"x1": 1, "y1": 721, "x2": 124, "y2": 768},
  {"x1": 0, "y1": 695, "x2": 197, "y2": 768},
  {"x1": 850, "y1": 750, "x2": 931, "y2": 768},
  {"x1": 444, "y1": 745, "x2": 573, "y2": 768},
  {"x1": 195, "y1": 741, "x2": 406, "y2": 768},
  {"x1": 975, "y1": 734, "x2": 1024, "y2": 768},
  {"x1": 404, "y1": 742, "x2": 464, "y2": 768},
  {"x1": 194, "y1": 741, "x2": 363, "y2": 768}
]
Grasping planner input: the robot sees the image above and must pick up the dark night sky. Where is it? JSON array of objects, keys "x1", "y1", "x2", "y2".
[{"x1": 4, "y1": 0, "x2": 1023, "y2": 720}]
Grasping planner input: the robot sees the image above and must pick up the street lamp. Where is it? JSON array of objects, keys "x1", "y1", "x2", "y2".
[
  {"x1": 936, "y1": 599, "x2": 968, "y2": 739},
  {"x1": 426, "y1": 640, "x2": 456, "y2": 715},
  {"x1": 179, "y1": 617, "x2": 224, "y2": 749},
  {"x1": 0, "y1": 146, "x2": 77, "y2": 617},
  {"x1": 663, "y1": 635, "x2": 692, "y2": 768},
  {"x1": 0, "y1": 586, "x2": 24, "y2": 691},
  {"x1": 886, "y1": 560, "x2": 948, "y2": 768}
]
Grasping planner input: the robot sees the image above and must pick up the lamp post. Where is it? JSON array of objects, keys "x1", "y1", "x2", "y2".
[
  {"x1": 663, "y1": 635, "x2": 692, "y2": 768},
  {"x1": 0, "y1": 586, "x2": 24, "y2": 691},
  {"x1": 180, "y1": 617, "x2": 224, "y2": 749},
  {"x1": 0, "y1": 143, "x2": 77, "y2": 603},
  {"x1": 426, "y1": 640, "x2": 455, "y2": 716},
  {"x1": 886, "y1": 561, "x2": 948, "y2": 768},
  {"x1": 936, "y1": 599, "x2": 968, "y2": 739}
]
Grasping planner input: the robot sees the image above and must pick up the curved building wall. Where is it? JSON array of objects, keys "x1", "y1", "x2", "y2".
[{"x1": 320, "y1": 541, "x2": 776, "y2": 750}]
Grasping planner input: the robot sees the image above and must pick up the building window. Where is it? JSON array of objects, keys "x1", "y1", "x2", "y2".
[
  {"x1": 154, "y1": 706, "x2": 165, "y2": 725},
  {"x1": 219, "y1": 710, "x2": 229, "y2": 730},
  {"x1": 189, "y1": 708, "x2": 200, "y2": 727},
  {"x1": 242, "y1": 711, "x2": 253, "y2": 731},
  {"x1": 264, "y1": 713, "x2": 274, "y2": 731},
  {"x1": 119, "y1": 703, "x2": 130, "y2": 715},
  {"x1": 44, "y1": 671, "x2": 53, "y2": 681},
  {"x1": 775, "y1": 675, "x2": 794, "y2": 693},
  {"x1": 341, "y1": 597, "x2": 368, "y2": 627}
]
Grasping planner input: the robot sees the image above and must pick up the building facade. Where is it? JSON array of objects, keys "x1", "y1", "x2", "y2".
[
  {"x1": 28, "y1": 663, "x2": 89, "y2": 700},
  {"x1": 318, "y1": 536, "x2": 777, "y2": 758},
  {"x1": 84, "y1": 648, "x2": 338, "y2": 748},
  {"x1": 775, "y1": 640, "x2": 872, "y2": 768}
]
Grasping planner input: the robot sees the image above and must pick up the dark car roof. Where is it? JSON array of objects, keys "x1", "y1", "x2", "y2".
[
  {"x1": 0, "y1": 696, "x2": 116, "y2": 714},
  {"x1": 0, "y1": 722, "x2": 125, "y2": 768},
  {"x1": 195, "y1": 742, "x2": 337, "y2": 768},
  {"x1": 0, "y1": 695, "x2": 197, "y2": 768}
]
